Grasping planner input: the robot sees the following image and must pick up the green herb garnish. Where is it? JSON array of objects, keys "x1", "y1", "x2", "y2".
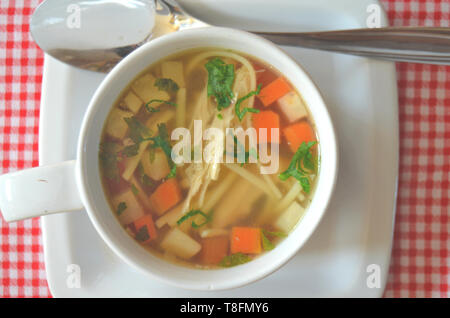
[
  {"x1": 131, "y1": 183, "x2": 139, "y2": 196},
  {"x1": 261, "y1": 229, "x2": 286, "y2": 251},
  {"x1": 219, "y1": 253, "x2": 252, "y2": 267},
  {"x1": 279, "y1": 141, "x2": 317, "y2": 193},
  {"x1": 217, "y1": 113, "x2": 223, "y2": 120},
  {"x1": 137, "y1": 163, "x2": 155, "y2": 188},
  {"x1": 145, "y1": 99, "x2": 177, "y2": 113},
  {"x1": 99, "y1": 141, "x2": 120, "y2": 181},
  {"x1": 148, "y1": 123, "x2": 177, "y2": 178},
  {"x1": 176, "y1": 209, "x2": 211, "y2": 229},
  {"x1": 154, "y1": 78, "x2": 179, "y2": 93},
  {"x1": 135, "y1": 226, "x2": 149, "y2": 242},
  {"x1": 116, "y1": 202, "x2": 127, "y2": 216},
  {"x1": 124, "y1": 116, "x2": 151, "y2": 144},
  {"x1": 122, "y1": 143, "x2": 140, "y2": 157},
  {"x1": 235, "y1": 84, "x2": 262, "y2": 121},
  {"x1": 205, "y1": 58, "x2": 235, "y2": 110}
]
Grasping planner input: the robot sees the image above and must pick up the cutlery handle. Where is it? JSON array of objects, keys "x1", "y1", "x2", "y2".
[
  {"x1": 0, "y1": 161, "x2": 83, "y2": 222},
  {"x1": 254, "y1": 27, "x2": 450, "y2": 65}
]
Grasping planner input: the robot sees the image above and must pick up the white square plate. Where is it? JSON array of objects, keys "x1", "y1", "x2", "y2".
[{"x1": 39, "y1": 0, "x2": 398, "y2": 297}]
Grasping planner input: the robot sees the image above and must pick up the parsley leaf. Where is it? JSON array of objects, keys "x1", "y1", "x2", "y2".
[
  {"x1": 148, "y1": 123, "x2": 177, "y2": 178},
  {"x1": 176, "y1": 209, "x2": 211, "y2": 229},
  {"x1": 261, "y1": 229, "x2": 286, "y2": 251},
  {"x1": 131, "y1": 183, "x2": 139, "y2": 196},
  {"x1": 99, "y1": 141, "x2": 120, "y2": 181},
  {"x1": 124, "y1": 116, "x2": 151, "y2": 144},
  {"x1": 205, "y1": 58, "x2": 235, "y2": 110},
  {"x1": 122, "y1": 143, "x2": 140, "y2": 157},
  {"x1": 116, "y1": 202, "x2": 127, "y2": 216},
  {"x1": 219, "y1": 253, "x2": 252, "y2": 267},
  {"x1": 145, "y1": 99, "x2": 177, "y2": 113},
  {"x1": 235, "y1": 84, "x2": 262, "y2": 121},
  {"x1": 154, "y1": 78, "x2": 179, "y2": 93},
  {"x1": 279, "y1": 141, "x2": 317, "y2": 193},
  {"x1": 135, "y1": 226, "x2": 150, "y2": 242}
]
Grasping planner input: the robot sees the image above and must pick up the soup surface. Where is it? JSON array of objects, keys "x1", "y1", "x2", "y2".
[{"x1": 99, "y1": 48, "x2": 319, "y2": 268}]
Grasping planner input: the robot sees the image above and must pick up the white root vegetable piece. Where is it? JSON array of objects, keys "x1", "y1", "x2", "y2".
[
  {"x1": 129, "y1": 176, "x2": 151, "y2": 210},
  {"x1": 105, "y1": 108, "x2": 133, "y2": 140},
  {"x1": 121, "y1": 110, "x2": 175, "y2": 181},
  {"x1": 275, "y1": 201, "x2": 305, "y2": 233},
  {"x1": 275, "y1": 181, "x2": 302, "y2": 213},
  {"x1": 225, "y1": 164, "x2": 276, "y2": 198},
  {"x1": 202, "y1": 172, "x2": 237, "y2": 212},
  {"x1": 176, "y1": 88, "x2": 186, "y2": 128},
  {"x1": 131, "y1": 73, "x2": 170, "y2": 106},
  {"x1": 123, "y1": 91, "x2": 143, "y2": 114},
  {"x1": 112, "y1": 189, "x2": 145, "y2": 225},
  {"x1": 277, "y1": 91, "x2": 308, "y2": 123},
  {"x1": 199, "y1": 228, "x2": 229, "y2": 238},
  {"x1": 161, "y1": 61, "x2": 185, "y2": 88},
  {"x1": 160, "y1": 228, "x2": 201, "y2": 260},
  {"x1": 212, "y1": 180, "x2": 262, "y2": 228},
  {"x1": 141, "y1": 148, "x2": 170, "y2": 181},
  {"x1": 155, "y1": 202, "x2": 184, "y2": 228}
]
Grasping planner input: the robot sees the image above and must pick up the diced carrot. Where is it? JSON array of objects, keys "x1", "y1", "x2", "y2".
[
  {"x1": 252, "y1": 111, "x2": 280, "y2": 144},
  {"x1": 283, "y1": 121, "x2": 316, "y2": 153},
  {"x1": 149, "y1": 179, "x2": 182, "y2": 216},
  {"x1": 258, "y1": 77, "x2": 291, "y2": 107},
  {"x1": 200, "y1": 236, "x2": 229, "y2": 265},
  {"x1": 230, "y1": 227, "x2": 262, "y2": 254},
  {"x1": 133, "y1": 214, "x2": 157, "y2": 244}
]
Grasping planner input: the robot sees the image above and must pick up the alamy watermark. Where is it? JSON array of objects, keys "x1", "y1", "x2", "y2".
[
  {"x1": 66, "y1": 264, "x2": 81, "y2": 289},
  {"x1": 170, "y1": 120, "x2": 280, "y2": 174}
]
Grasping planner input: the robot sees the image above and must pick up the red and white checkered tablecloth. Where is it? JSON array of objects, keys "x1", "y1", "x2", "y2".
[{"x1": 0, "y1": 0, "x2": 448, "y2": 298}]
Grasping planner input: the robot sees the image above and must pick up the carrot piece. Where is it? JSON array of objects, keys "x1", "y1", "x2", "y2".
[
  {"x1": 200, "y1": 236, "x2": 229, "y2": 265},
  {"x1": 133, "y1": 214, "x2": 157, "y2": 244},
  {"x1": 258, "y1": 77, "x2": 291, "y2": 107},
  {"x1": 230, "y1": 227, "x2": 262, "y2": 254},
  {"x1": 252, "y1": 110, "x2": 280, "y2": 144},
  {"x1": 283, "y1": 121, "x2": 316, "y2": 153},
  {"x1": 149, "y1": 179, "x2": 182, "y2": 216}
]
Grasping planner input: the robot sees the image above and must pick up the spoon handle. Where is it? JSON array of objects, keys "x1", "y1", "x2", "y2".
[{"x1": 254, "y1": 27, "x2": 450, "y2": 65}]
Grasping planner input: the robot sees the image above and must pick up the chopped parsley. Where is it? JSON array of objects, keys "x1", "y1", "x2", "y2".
[
  {"x1": 219, "y1": 253, "x2": 252, "y2": 267},
  {"x1": 154, "y1": 78, "x2": 179, "y2": 93},
  {"x1": 261, "y1": 229, "x2": 286, "y2": 251},
  {"x1": 279, "y1": 141, "x2": 317, "y2": 193},
  {"x1": 131, "y1": 183, "x2": 139, "y2": 196},
  {"x1": 124, "y1": 116, "x2": 151, "y2": 144},
  {"x1": 148, "y1": 123, "x2": 177, "y2": 179},
  {"x1": 135, "y1": 226, "x2": 150, "y2": 242},
  {"x1": 116, "y1": 202, "x2": 127, "y2": 216},
  {"x1": 144, "y1": 99, "x2": 177, "y2": 113},
  {"x1": 205, "y1": 58, "x2": 235, "y2": 110},
  {"x1": 122, "y1": 143, "x2": 140, "y2": 157},
  {"x1": 99, "y1": 141, "x2": 120, "y2": 181},
  {"x1": 235, "y1": 84, "x2": 262, "y2": 121},
  {"x1": 176, "y1": 209, "x2": 212, "y2": 229}
]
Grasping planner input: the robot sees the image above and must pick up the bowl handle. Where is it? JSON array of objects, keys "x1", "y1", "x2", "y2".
[{"x1": 0, "y1": 160, "x2": 83, "y2": 222}]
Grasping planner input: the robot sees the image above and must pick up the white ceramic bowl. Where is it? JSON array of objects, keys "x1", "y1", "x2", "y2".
[{"x1": 0, "y1": 27, "x2": 338, "y2": 291}]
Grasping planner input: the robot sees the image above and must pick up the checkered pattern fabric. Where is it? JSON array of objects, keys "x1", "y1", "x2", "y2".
[{"x1": 0, "y1": 0, "x2": 448, "y2": 298}]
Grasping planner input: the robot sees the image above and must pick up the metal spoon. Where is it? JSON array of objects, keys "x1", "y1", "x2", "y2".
[{"x1": 30, "y1": 0, "x2": 450, "y2": 72}]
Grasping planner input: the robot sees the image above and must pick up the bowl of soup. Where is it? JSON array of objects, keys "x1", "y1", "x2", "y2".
[{"x1": 77, "y1": 27, "x2": 338, "y2": 290}]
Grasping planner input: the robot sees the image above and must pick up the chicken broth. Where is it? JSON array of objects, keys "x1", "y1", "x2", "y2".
[{"x1": 99, "y1": 48, "x2": 319, "y2": 269}]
